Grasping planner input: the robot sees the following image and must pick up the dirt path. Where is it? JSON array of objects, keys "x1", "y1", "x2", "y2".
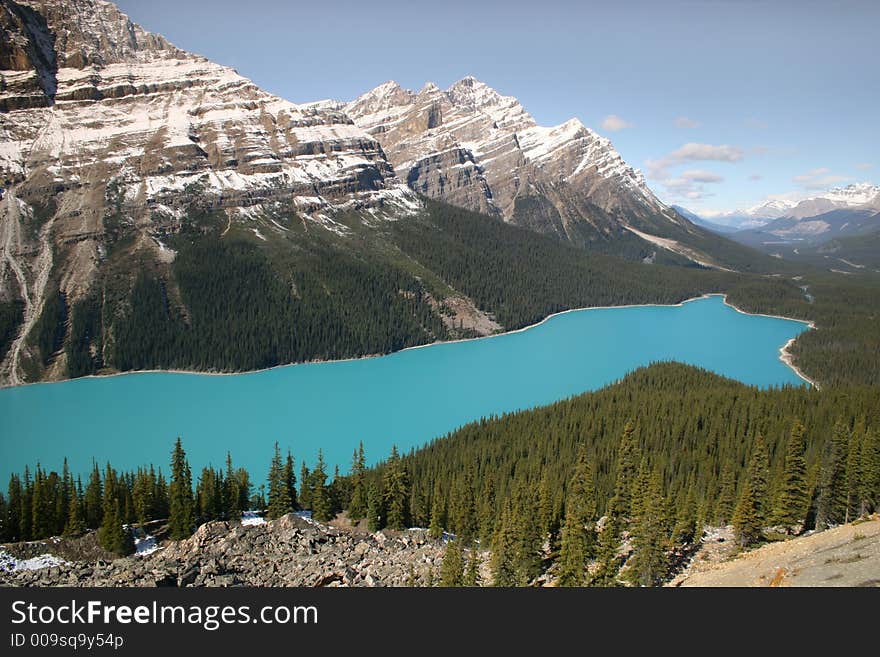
[
  {"x1": 674, "y1": 516, "x2": 880, "y2": 587},
  {"x1": 0, "y1": 188, "x2": 56, "y2": 386}
]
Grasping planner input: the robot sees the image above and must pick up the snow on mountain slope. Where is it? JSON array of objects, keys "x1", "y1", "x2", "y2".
[
  {"x1": 0, "y1": 0, "x2": 408, "y2": 218},
  {"x1": 702, "y1": 184, "x2": 880, "y2": 229},
  {"x1": 785, "y1": 184, "x2": 880, "y2": 220},
  {"x1": 345, "y1": 77, "x2": 671, "y2": 242},
  {"x1": 0, "y1": 0, "x2": 417, "y2": 385}
]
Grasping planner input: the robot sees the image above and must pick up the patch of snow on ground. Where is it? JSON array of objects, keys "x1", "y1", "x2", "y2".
[
  {"x1": 241, "y1": 511, "x2": 266, "y2": 526},
  {"x1": 0, "y1": 548, "x2": 67, "y2": 572},
  {"x1": 134, "y1": 535, "x2": 159, "y2": 556}
]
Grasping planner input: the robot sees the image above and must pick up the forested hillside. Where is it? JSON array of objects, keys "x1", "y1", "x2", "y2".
[
  {"x1": 6, "y1": 196, "x2": 878, "y2": 388},
  {"x1": 366, "y1": 362, "x2": 880, "y2": 585},
  {"x1": 4, "y1": 363, "x2": 878, "y2": 585}
]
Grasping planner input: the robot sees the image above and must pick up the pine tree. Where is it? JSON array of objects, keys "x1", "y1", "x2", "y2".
[
  {"x1": 59, "y1": 459, "x2": 71, "y2": 535},
  {"x1": 0, "y1": 493, "x2": 6, "y2": 542},
  {"x1": 464, "y1": 546, "x2": 480, "y2": 587},
  {"x1": 285, "y1": 451, "x2": 298, "y2": 511},
  {"x1": 5, "y1": 475, "x2": 22, "y2": 542},
  {"x1": 815, "y1": 422, "x2": 850, "y2": 529},
  {"x1": 428, "y1": 484, "x2": 444, "y2": 539},
  {"x1": 537, "y1": 472, "x2": 554, "y2": 540},
  {"x1": 490, "y1": 500, "x2": 516, "y2": 586},
  {"x1": 613, "y1": 420, "x2": 641, "y2": 519},
  {"x1": 381, "y1": 446, "x2": 409, "y2": 530},
  {"x1": 132, "y1": 468, "x2": 153, "y2": 526},
  {"x1": 747, "y1": 435, "x2": 770, "y2": 521},
  {"x1": 98, "y1": 498, "x2": 134, "y2": 556},
  {"x1": 224, "y1": 453, "x2": 241, "y2": 521},
  {"x1": 299, "y1": 462, "x2": 312, "y2": 510},
  {"x1": 19, "y1": 466, "x2": 32, "y2": 541},
  {"x1": 31, "y1": 465, "x2": 53, "y2": 539},
  {"x1": 477, "y1": 475, "x2": 496, "y2": 545},
  {"x1": 509, "y1": 484, "x2": 542, "y2": 586},
  {"x1": 267, "y1": 442, "x2": 292, "y2": 519},
  {"x1": 594, "y1": 497, "x2": 623, "y2": 586},
  {"x1": 63, "y1": 476, "x2": 86, "y2": 537},
  {"x1": 845, "y1": 430, "x2": 863, "y2": 522},
  {"x1": 557, "y1": 447, "x2": 598, "y2": 587},
  {"x1": 715, "y1": 464, "x2": 736, "y2": 525},
  {"x1": 168, "y1": 438, "x2": 194, "y2": 540},
  {"x1": 440, "y1": 539, "x2": 465, "y2": 587},
  {"x1": 347, "y1": 442, "x2": 368, "y2": 521},
  {"x1": 627, "y1": 470, "x2": 669, "y2": 586},
  {"x1": 83, "y1": 462, "x2": 103, "y2": 529},
  {"x1": 451, "y1": 470, "x2": 476, "y2": 542},
  {"x1": 310, "y1": 450, "x2": 333, "y2": 522},
  {"x1": 859, "y1": 429, "x2": 880, "y2": 515},
  {"x1": 366, "y1": 482, "x2": 382, "y2": 531},
  {"x1": 731, "y1": 481, "x2": 762, "y2": 548},
  {"x1": 771, "y1": 421, "x2": 810, "y2": 532},
  {"x1": 671, "y1": 484, "x2": 697, "y2": 546}
]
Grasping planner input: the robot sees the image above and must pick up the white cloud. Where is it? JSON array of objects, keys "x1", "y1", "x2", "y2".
[
  {"x1": 601, "y1": 114, "x2": 633, "y2": 131},
  {"x1": 668, "y1": 143, "x2": 743, "y2": 163},
  {"x1": 674, "y1": 116, "x2": 701, "y2": 129},
  {"x1": 655, "y1": 169, "x2": 724, "y2": 201},
  {"x1": 855, "y1": 162, "x2": 873, "y2": 170},
  {"x1": 680, "y1": 169, "x2": 724, "y2": 183},
  {"x1": 792, "y1": 167, "x2": 848, "y2": 190},
  {"x1": 645, "y1": 143, "x2": 742, "y2": 202}
]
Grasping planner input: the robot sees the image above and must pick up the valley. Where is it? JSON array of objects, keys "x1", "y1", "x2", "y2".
[{"x1": 0, "y1": 0, "x2": 878, "y2": 590}]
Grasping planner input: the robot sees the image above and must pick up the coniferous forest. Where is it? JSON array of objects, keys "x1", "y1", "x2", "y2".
[
  {"x1": 8, "y1": 198, "x2": 880, "y2": 389},
  {"x1": 3, "y1": 363, "x2": 878, "y2": 585},
  {"x1": 2, "y1": 200, "x2": 879, "y2": 586}
]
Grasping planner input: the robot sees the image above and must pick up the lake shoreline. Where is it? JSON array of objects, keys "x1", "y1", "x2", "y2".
[{"x1": 0, "y1": 293, "x2": 816, "y2": 391}]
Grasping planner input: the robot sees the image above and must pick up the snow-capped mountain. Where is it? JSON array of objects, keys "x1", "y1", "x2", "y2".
[
  {"x1": 0, "y1": 0, "x2": 416, "y2": 384},
  {"x1": 344, "y1": 77, "x2": 688, "y2": 244},
  {"x1": 0, "y1": 0, "x2": 410, "y2": 217},
  {"x1": 690, "y1": 184, "x2": 880, "y2": 248},
  {"x1": 699, "y1": 184, "x2": 880, "y2": 229},
  {"x1": 699, "y1": 199, "x2": 797, "y2": 229},
  {"x1": 784, "y1": 183, "x2": 880, "y2": 220}
]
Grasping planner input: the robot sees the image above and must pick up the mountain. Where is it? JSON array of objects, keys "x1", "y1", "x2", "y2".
[
  {"x1": 0, "y1": 0, "x2": 783, "y2": 387},
  {"x1": 735, "y1": 206, "x2": 880, "y2": 248},
  {"x1": 344, "y1": 78, "x2": 754, "y2": 266},
  {"x1": 670, "y1": 205, "x2": 738, "y2": 234},
  {"x1": 702, "y1": 199, "x2": 797, "y2": 229},
  {"x1": 699, "y1": 183, "x2": 880, "y2": 233},
  {"x1": 785, "y1": 182, "x2": 880, "y2": 219},
  {"x1": 0, "y1": 0, "x2": 419, "y2": 385}
]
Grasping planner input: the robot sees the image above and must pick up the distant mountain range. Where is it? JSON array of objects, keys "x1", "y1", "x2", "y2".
[{"x1": 680, "y1": 183, "x2": 880, "y2": 246}]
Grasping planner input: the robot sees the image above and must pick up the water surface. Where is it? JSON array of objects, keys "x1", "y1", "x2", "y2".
[{"x1": 0, "y1": 295, "x2": 809, "y2": 482}]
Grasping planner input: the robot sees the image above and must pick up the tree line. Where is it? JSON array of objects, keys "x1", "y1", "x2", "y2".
[
  {"x1": 3, "y1": 363, "x2": 878, "y2": 583},
  {"x1": 367, "y1": 362, "x2": 880, "y2": 585}
]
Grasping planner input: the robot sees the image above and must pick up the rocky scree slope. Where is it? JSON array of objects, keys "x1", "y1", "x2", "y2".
[{"x1": 1, "y1": 514, "x2": 452, "y2": 587}]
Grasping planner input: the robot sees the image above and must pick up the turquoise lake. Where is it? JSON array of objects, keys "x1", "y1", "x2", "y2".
[{"x1": 0, "y1": 295, "x2": 810, "y2": 482}]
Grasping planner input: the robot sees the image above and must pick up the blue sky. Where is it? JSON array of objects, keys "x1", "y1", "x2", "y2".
[{"x1": 116, "y1": 0, "x2": 878, "y2": 215}]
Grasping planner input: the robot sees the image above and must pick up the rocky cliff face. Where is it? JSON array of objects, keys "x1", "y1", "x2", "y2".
[
  {"x1": 345, "y1": 77, "x2": 686, "y2": 244},
  {"x1": 0, "y1": 0, "x2": 416, "y2": 385}
]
